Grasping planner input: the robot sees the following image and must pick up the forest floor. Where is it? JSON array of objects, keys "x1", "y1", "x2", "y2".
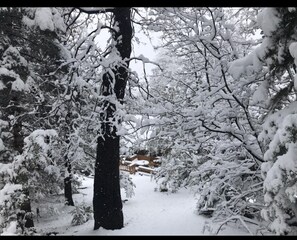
[{"x1": 33, "y1": 172, "x2": 272, "y2": 236}]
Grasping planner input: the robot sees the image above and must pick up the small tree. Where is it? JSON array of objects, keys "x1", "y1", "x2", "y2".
[{"x1": 0, "y1": 7, "x2": 69, "y2": 233}]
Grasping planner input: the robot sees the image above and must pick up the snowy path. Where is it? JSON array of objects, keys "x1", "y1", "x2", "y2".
[
  {"x1": 112, "y1": 174, "x2": 207, "y2": 235},
  {"x1": 61, "y1": 173, "x2": 206, "y2": 235},
  {"x1": 54, "y1": 173, "x2": 249, "y2": 235}
]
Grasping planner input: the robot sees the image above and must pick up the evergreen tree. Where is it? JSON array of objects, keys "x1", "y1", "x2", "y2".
[
  {"x1": 229, "y1": 7, "x2": 297, "y2": 235},
  {"x1": 0, "y1": 7, "x2": 68, "y2": 234}
]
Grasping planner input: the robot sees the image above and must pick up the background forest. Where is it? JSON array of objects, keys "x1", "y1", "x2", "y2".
[{"x1": 1, "y1": 7, "x2": 297, "y2": 235}]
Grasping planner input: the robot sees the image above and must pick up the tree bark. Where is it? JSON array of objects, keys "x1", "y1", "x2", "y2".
[
  {"x1": 64, "y1": 111, "x2": 75, "y2": 207},
  {"x1": 64, "y1": 159, "x2": 74, "y2": 206},
  {"x1": 93, "y1": 7, "x2": 132, "y2": 230},
  {"x1": 12, "y1": 121, "x2": 24, "y2": 154}
]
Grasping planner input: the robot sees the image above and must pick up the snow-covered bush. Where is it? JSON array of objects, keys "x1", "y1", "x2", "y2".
[
  {"x1": 259, "y1": 103, "x2": 297, "y2": 235},
  {"x1": 0, "y1": 129, "x2": 66, "y2": 234},
  {"x1": 0, "y1": 183, "x2": 36, "y2": 235},
  {"x1": 13, "y1": 129, "x2": 65, "y2": 201},
  {"x1": 154, "y1": 154, "x2": 197, "y2": 193},
  {"x1": 228, "y1": 7, "x2": 297, "y2": 235},
  {"x1": 120, "y1": 171, "x2": 136, "y2": 199},
  {"x1": 192, "y1": 148, "x2": 263, "y2": 221},
  {"x1": 70, "y1": 204, "x2": 92, "y2": 226},
  {"x1": 0, "y1": 184, "x2": 23, "y2": 234}
]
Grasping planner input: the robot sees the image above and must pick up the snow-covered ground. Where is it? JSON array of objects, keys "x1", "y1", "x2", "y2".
[{"x1": 33, "y1": 172, "x2": 267, "y2": 236}]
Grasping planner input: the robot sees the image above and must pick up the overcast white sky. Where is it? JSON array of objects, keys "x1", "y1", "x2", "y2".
[{"x1": 130, "y1": 30, "x2": 161, "y2": 77}]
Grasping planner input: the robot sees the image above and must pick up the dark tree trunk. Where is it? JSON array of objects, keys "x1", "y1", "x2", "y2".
[
  {"x1": 12, "y1": 120, "x2": 24, "y2": 154},
  {"x1": 63, "y1": 109, "x2": 75, "y2": 206},
  {"x1": 93, "y1": 7, "x2": 132, "y2": 230},
  {"x1": 94, "y1": 130, "x2": 123, "y2": 230},
  {"x1": 18, "y1": 188, "x2": 34, "y2": 232},
  {"x1": 64, "y1": 159, "x2": 74, "y2": 206}
]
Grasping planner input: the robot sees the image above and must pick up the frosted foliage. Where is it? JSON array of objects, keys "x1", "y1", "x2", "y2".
[
  {"x1": 260, "y1": 111, "x2": 297, "y2": 234},
  {"x1": 120, "y1": 171, "x2": 135, "y2": 199},
  {"x1": 0, "y1": 46, "x2": 29, "y2": 92},
  {"x1": 24, "y1": 76, "x2": 36, "y2": 92},
  {"x1": 277, "y1": 45, "x2": 285, "y2": 64},
  {"x1": 0, "y1": 67, "x2": 17, "y2": 78},
  {"x1": 0, "y1": 183, "x2": 25, "y2": 235},
  {"x1": 289, "y1": 42, "x2": 297, "y2": 66},
  {"x1": 0, "y1": 183, "x2": 22, "y2": 203},
  {"x1": 228, "y1": 39, "x2": 269, "y2": 79},
  {"x1": 51, "y1": 8, "x2": 66, "y2": 32},
  {"x1": 257, "y1": 8, "x2": 281, "y2": 37},
  {"x1": 11, "y1": 78, "x2": 28, "y2": 92},
  {"x1": 261, "y1": 161, "x2": 273, "y2": 179},
  {"x1": 24, "y1": 129, "x2": 58, "y2": 146},
  {"x1": 286, "y1": 185, "x2": 297, "y2": 202},
  {"x1": 259, "y1": 102, "x2": 297, "y2": 145},
  {"x1": 70, "y1": 204, "x2": 92, "y2": 226},
  {"x1": 264, "y1": 144, "x2": 297, "y2": 194},
  {"x1": 15, "y1": 129, "x2": 64, "y2": 201},
  {"x1": 22, "y1": 8, "x2": 66, "y2": 32},
  {"x1": 229, "y1": 8, "x2": 282, "y2": 80},
  {"x1": 0, "y1": 138, "x2": 4, "y2": 152},
  {"x1": 266, "y1": 203, "x2": 291, "y2": 235},
  {"x1": 0, "y1": 163, "x2": 16, "y2": 185},
  {"x1": 191, "y1": 152, "x2": 262, "y2": 221},
  {"x1": 2, "y1": 46, "x2": 28, "y2": 69},
  {"x1": 0, "y1": 80, "x2": 6, "y2": 90},
  {"x1": 289, "y1": 42, "x2": 297, "y2": 90},
  {"x1": 1, "y1": 221, "x2": 18, "y2": 235},
  {"x1": 35, "y1": 8, "x2": 55, "y2": 31},
  {"x1": 251, "y1": 80, "x2": 269, "y2": 105}
]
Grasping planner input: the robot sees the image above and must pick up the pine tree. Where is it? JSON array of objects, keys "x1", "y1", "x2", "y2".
[
  {"x1": 229, "y1": 7, "x2": 297, "y2": 235},
  {"x1": 0, "y1": 7, "x2": 68, "y2": 234}
]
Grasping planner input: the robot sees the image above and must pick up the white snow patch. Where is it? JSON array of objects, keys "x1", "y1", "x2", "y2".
[
  {"x1": 294, "y1": 75, "x2": 297, "y2": 91},
  {"x1": 289, "y1": 42, "x2": 297, "y2": 91},
  {"x1": 22, "y1": 15, "x2": 35, "y2": 28},
  {"x1": 52, "y1": 8, "x2": 66, "y2": 32},
  {"x1": 0, "y1": 80, "x2": 6, "y2": 90},
  {"x1": 289, "y1": 42, "x2": 297, "y2": 66},
  {"x1": 1, "y1": 221, "x2": 18, "y2": 235},
  {"x1": 251, "y1": 80, "x2": 269, "y2": 105},
  {"x1": 228, "y1": 39, "x2": 269, "y2": 79},
  {"x1": 0, "y1": 67, "x2": 18, "y2": 79},
  {"x1": 24, "y1": 8, "x2": 66, "y2": 32},
  {"x1": 30, "y1": 174, "x2": 267, "y2": 236},
  {"x1": 0, "y1": 183, "x2": 22, "y2": 203},
  {"x1": 35, "y1": 8, "x2": 55, "y2": 31},
  {"x1": 0, "y1": 138, "x2": 5, "y2": 151},
  {"x1": 288, "y1": 7, "x2": 296, "y2": 12},
  {"x1": 257, "y1": 8, "x2": 281, "y2": 37},
  {"x1": 11, "y1": 78, "x2": 28, "y2": 92}
]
